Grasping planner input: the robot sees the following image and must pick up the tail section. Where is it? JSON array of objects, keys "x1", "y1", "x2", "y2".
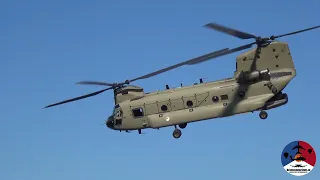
[{"x1": 234, "y1": 41, "x2": 296, "y2": 77}]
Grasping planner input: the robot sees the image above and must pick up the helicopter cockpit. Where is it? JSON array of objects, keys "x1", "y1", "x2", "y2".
[
  {"x1": 113, "y1": 104, "x2": 123, "y2": 126},
  {"x1": 106, "y1": 104, "x2": 123, "y2": 129}
]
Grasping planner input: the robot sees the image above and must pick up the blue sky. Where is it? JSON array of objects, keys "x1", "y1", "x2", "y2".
[{"x1": 1, "y1": 0, "x2": 320, "y2": 179}]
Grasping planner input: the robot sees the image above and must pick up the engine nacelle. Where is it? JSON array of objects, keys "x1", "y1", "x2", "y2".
[
  {"x1": 236, "y1": 69, "x2": 271, "y2": 83},
  {"x1": 114, "y1": 85, "x2": 144, "y2": 104},
  {"x1": 263, "y1": 93, "x2": 288, "y2": 110}
]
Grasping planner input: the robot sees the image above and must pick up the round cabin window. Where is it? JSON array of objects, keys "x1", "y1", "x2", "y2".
[
  {"x1": 186, "y1": 100, "x2": 193, "y2": 107},
  {"x1": 161, "y1": 105, "x2": 168, "y2": 111},
  {"x1": 212, "y1": 96, "x2": 219, "y2": 103}
]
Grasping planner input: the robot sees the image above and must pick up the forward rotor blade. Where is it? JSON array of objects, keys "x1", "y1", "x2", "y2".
[
  {"x1": 204, "y1": 23, "x2": 257, "y2": 39},
  {"x1": 128, "y1": 48, "x2": 229, "y2": 82},
  {"x1": 44, "y1": 87, "x2": 113, "y2": 108},
  {"x1": 272, "y1": 25, "x2": 320, "y2": 39},
  {"x1": 76, "y1": 81, "x2": 115, "y2": 86}
]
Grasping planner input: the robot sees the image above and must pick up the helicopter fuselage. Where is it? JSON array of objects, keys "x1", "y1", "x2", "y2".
[{"x1": 107, "y1": 42, "x2": 296, "y2": 131}]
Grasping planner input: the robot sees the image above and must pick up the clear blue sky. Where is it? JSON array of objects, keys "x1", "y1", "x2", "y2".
[{"x1": 1, "y1": 0, "x2": 320, "y2": 179}]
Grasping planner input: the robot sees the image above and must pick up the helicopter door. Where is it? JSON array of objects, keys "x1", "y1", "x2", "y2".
[{"x1": 132, "y1": 107, "x2": 148, "y2": 127}]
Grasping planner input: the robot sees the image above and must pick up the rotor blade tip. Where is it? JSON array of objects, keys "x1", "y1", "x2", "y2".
[{"x1": 203, "y1": 23, "x2": 213, "y2": 28}]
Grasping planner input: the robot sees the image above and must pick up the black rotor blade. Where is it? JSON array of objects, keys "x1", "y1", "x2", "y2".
[
  {"x1": 128, "y1": 48, "x2": 229, "y2": 82},
  {"x1": 272, "y1": 25, "x2": 320, "y2": 39},
  {"x1": 74, "y1": 48, "x2": 227, "y2": 87},
  {"x1": 250, "y1": 46, "x2": 261, "y2": 71},
  {"x1": 76, "y1": 81, "x2": 115, "y2": 86},
  {"x1": 43, "y1": 87, "x2": 113, "y2": 108},
  {"x1": 188, "y1": 42, "x2": 255, "y2": 65},
  {"x1": 204, "y1": 23, "x2": 257, "y2": 40},
  {"x1": 74, "y1": 44, "x2": 253, "y2": 85}
]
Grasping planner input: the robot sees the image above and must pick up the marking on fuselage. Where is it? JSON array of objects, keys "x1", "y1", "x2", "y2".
[{"x1": 166, "y1": 116, "x2": 170, "y2": 121}]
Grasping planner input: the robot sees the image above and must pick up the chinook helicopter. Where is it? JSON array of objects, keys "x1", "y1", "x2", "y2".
[{"x1": 44, "y1": 22, "x2": 320, "y2": 139}]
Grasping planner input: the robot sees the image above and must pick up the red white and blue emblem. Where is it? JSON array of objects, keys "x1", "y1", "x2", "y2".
[{"x1": 281, "y1": 140, "x2": 316, "y2": 176}]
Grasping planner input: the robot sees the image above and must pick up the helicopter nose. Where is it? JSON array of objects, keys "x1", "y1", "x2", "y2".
[{"x1": 106, "y1": 116, "x2": 114, "y2": 129}]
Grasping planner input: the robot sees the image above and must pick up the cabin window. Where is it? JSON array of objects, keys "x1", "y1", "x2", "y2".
[
  {"x1": 212, "y1": 96, "x2": 219, "y2": 103},
  {"x1": 161, "y1": 105, "x2": 168, "y2": 111},
  {"x1": 221, "y1": 94, "x2": 228, "y2": 100},
  {"x1": 186, "y1": 100, "x2": 193, "y2": 107},
  {"x1": 132, "y1": 107, "x2": 144, "y2": 117}
]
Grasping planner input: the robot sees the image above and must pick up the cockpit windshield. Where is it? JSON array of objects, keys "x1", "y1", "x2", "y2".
[
  {"x1": 113, "y1": 106, "x2": 123, "y2": 125},
  {"x1": 113, "y1": 107, "x2": 121, "y2": 116},
  {"x1": 114, "y1": 109, "x2": 122, "y2": 118}
]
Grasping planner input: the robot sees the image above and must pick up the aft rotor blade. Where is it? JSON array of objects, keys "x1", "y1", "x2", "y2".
[
  {"x1": 188, "y1": 42, "x2": 255, "y2": 65},
  {"x1": 272, "y1": 25, "x2": 320, "y2": 39},
  {"x1": 44, "y1": 87, "x2": 112, "y2": 108},
  {"x1": 76, "y1": 81, "x2": 115, "y2": 86},
  {"x1": 128, "y1": 48, "x2": 229, "y2": 82},
  {"x1": 204, "y1": 23, "x2": 257, "y2": 39},
  {"x1": 75, "y1": 44, "x2": 254, "y2": 85}
]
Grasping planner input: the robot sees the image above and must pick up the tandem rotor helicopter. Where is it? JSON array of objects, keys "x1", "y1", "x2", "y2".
[{"x1": 44, "y1": 22, "x2": 320, "y2": 139}]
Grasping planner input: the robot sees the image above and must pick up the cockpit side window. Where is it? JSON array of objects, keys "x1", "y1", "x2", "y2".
[
  {"x1": 116, "y1": 110, "x2": 121, "y2": 117},
  {"x1": 132, "y1": 107, "x2": 144, "y2": 118},
  {"x1": 114, "y1": 108, "x2": 123, "y2": 125}
]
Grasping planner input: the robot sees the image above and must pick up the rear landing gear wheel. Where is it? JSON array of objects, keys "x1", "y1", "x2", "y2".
[
  {"x1": 173, "y1": 129, "x2": 182, "y2": 139},
  {"x1": 259, "y1": 111, "x2": 268, "y2": 120}
]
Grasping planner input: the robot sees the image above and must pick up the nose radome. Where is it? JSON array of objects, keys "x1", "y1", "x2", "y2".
[{"x1": 106, "y1": 116, "x2": 114, "y2": 129}]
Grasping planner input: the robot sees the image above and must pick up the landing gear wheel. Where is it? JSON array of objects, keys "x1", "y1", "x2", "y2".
[
  {"x1": 179, "y1": 123, "x2": 187, "y2": 129},
  {"x1": 173, "y1": 129, "x2": 182, "y2": 139},
  {"x1": 259, "y1": 111, "x2": 268, "y2": 120}
]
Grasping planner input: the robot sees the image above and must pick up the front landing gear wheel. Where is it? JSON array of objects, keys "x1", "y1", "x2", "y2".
[
  {"x1": 259, "y1": 111, "x2": 268, "y2": 120},
  {"x1": 173, "y1": 129, "x2": 182, "y2": 139}
]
